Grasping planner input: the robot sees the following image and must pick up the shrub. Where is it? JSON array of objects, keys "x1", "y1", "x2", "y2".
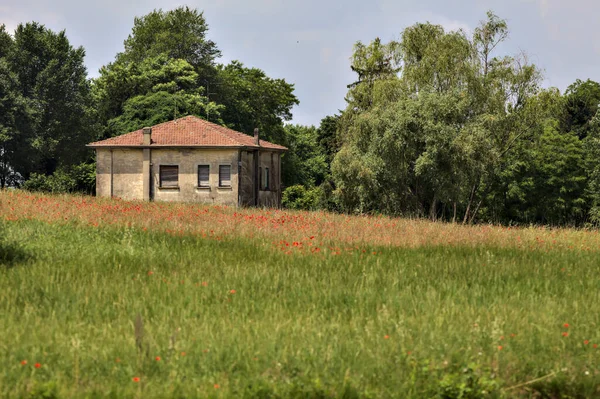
[
  {"x1": 23, "y1": 163, "x2": 95, "y2": 194},
  {"x1": 282, "y1": 184, "x2": 323, "y2": 210}
]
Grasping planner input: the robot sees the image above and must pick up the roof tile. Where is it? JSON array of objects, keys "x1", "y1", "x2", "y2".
[{"x1": 87, "y1": 115, "x2": 287, "y2": 151}]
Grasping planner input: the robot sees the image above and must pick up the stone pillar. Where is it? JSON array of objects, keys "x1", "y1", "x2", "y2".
[
  {"x1": 143, "y1": 149, "x2": 151, "y2": 201},
  {"x1": 142, "y1": 127, "x2": 152, "y2": 201}
]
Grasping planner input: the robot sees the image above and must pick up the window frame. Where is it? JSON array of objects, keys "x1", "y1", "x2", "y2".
[
  {"x1": 218, "y1": 164, "x2": 232, "y2": 188},
  {"x1": 159, "y1": 165, "x2": 179, "y2": 189},
  {"x1": 197, "y1": 164, "x2": 210, "y2": 188}
]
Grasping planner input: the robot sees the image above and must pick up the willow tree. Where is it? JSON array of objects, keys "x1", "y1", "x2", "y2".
[{"x1": 332, "y1": 11, "x2": 542, "y2": 221}]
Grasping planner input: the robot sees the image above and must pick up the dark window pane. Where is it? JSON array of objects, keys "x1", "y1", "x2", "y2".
[
  {"x1": 265, "y1": 167, "x2": 270, "y2": 190},
  {"x1": 198, "y1": 165, "x2": 209, "y2": 187},
  {"x1": 219, "y1": 165, "x2": 231, "y2": 187},
  {"x1": 160, "y1": 165, "x2": 178, "y2": 187}
]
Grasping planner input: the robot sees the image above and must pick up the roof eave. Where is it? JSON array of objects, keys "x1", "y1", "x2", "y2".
[{"x1": 87, "y1": 144, "x2": 288, "y2": 151}]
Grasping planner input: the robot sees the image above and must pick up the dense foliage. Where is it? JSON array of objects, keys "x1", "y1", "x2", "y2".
[
  {"x1": 320, "y1": 12, "x2": 600, "y2": 226},
  {"x1": 2, "y1": 8, "x2": 600, "y2": 225}
]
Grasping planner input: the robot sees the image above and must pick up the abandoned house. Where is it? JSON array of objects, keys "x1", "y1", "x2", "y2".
[{"x1": 87, "y1": 115, "x2": 287, "y2": 207}]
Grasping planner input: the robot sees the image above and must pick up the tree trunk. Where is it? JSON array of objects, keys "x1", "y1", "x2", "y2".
[
  {"x1": 468, "y1": 199, "x2": 484, "y2": 225},
  {"x1": 452, "y1": 202, "x2": 457, "y2": 223},
  {"x1": 429, "y1": 194, "x2": 438, "y2": 222},
  {"x1": 463, "y1": 183, "x2": 477, "y2": 224}
]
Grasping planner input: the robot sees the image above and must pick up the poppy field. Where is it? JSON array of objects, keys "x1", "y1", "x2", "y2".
[{"x1": 1, "y1": 191, "x2": 600, "y2": 398}]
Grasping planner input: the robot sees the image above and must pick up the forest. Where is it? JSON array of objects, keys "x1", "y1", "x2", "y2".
[{"x1": 1, "y1": 7, "x2": 600, "y2": 227}]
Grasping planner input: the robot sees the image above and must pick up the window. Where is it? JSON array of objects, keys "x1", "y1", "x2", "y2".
[
  {"x1": 263, "y1": 167, "x2": 270, "y2": 190},
  {"x1": 219, "y1": 165, "x2": 231, "y2": 187},
  {"x1": 259, "y1": 167, "x2": 262, "y2": 190},
  {"x1": 159, "y1": 165, "x2": 178, "y2": 188},
  {"x1": 198, "y1": 165, "x2": 210, "y2": 187}
]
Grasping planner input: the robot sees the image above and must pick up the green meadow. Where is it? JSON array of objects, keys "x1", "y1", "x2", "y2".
[{"x1": 1, "y1": 214, "x2": 600, "y2": 398}]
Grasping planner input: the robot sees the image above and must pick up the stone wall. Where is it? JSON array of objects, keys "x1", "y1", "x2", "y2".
[
  {"x1": 257, "y1": 150, "x2": 281, "y2": 207},
  {"x1": 239, "y1": 150, "x2": 255, "y2": 207},
  {"x1": 96, "y1": 148, "x2": 144, "y2": 201},
  {"x1": 95, "y1": 147, "x2": 283, "y2": 207},
  {"x1": 150, "y1": 148, "x2": 239, "y2": 205}
]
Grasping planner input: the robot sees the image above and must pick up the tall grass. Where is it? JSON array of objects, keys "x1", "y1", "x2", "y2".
[{"x1": 1, "y1": 191, "x2": 599, "y2": 398}]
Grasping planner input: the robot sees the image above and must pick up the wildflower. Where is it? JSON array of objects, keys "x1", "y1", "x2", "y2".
[
  {"x1": 133, "y1": 377, "x2": 140, "y2": 382},
  {"x1": 214, "y1": 384, "x2": 220, "y2": 389},
  {"x1": 498, "y1": 345, "x2": 503, "y2": 351},
  {"x1": 562, "y1": 332, "x2": 569, "y2": 337},
  {"x1": 384, "y1": 335, "x2": 390, "y2": 340},
  {"x1": 34, "y1": 363, "x2": 41, "y2": 369},
  {"x1": 155, "y1": 356, "x2": 161, "y2": 361},
  {"x1": 584, "y1": 340, "x2": 590, "y2": 345},
  {"x1": 201, "y1": 281, "x2": 208, "y2": 287},
  {"x1": 20, "y1": 360, "x2": 27, "y2": 366},
  {"x1": 563, "y1": 323, "x2": 569, "y2": 328},
  {"x1": 116, "y1": 358, "x2": 121, "y2": 363},
  {"x1": 594, "y1": 344, "x2": 598, "y2": 349},
  {"x1": 181, "y1": 352, "x2": 186, "y2": 356},
  {"x1": 147, "y1": 271, "x2": 154, "y2": 276},
  {"x1": 229, "y1": 289, "x2": 236, "y2": 294}
]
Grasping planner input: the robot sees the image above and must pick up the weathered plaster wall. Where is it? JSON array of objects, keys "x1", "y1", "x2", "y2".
[
  {"x1": 258, "y1": 150, "x2": 281, "y2": 207},
  {"x1": 96, "y1": 149, "x2": 112, "y2": 198},
  {"x1": 151, "y1": 148, "x2": 239, "y2": 206},
  {"x1": 96, "y1": 147, "x2": 282, "y2": 207},
  {"x1": 239, "y1": 150, "x2": 255, "y2": 206},
  {"x1": 96, "y1": 148, "x2": 144, "y2": 200}
]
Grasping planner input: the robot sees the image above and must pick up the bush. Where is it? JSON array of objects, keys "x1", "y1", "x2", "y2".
[
  {"x1": 23, "y1": 163, "x2": 95, "y2": 194},
  {"x1": 282, "y1": 185, "x2": 323, "y2": 210}
]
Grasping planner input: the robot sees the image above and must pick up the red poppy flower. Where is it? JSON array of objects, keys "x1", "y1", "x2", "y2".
[
  {"x1": 34, "y1": 363, "x2": 41, "y2": 369},
  {"x1": 562, "y1": 332, "x2": 569, "y2": 337},
  {"x1": 133, "y1": 377, "x2": 140, "y2": 382},
  {"x1": 384, "y1": 335, "x2": 390, "y2": 340},
  {"x1": 181, "y1": 352, "x2": 186, "y2": 356},
  {"x1": 584, "y1": 340, "x2": 590, "y2": 345},
  {"x1": 594, "y1": 344, "x2": 598, "y2": 349},
  {"x1": 20, "y1": 360, "x2": 27, "y2": 366},
  {"x1": 563, "y1": 323, "x2": 569, "y2": 328},
  {"x1": 229, "y1": 289, "x2": 236, "y2": 294},
  {"x1": 155, "y1": 356, "x2": 161, "y2": 361},
  {"x1": 498, "y1": 345, "x2": 503, "y2": 351},
  {"x1": 147, "y1": 271, "x2": 153, "y2": 276},
  {"x1": 214, "y1": 384, "x2": 220, "y2": 389},
  {"x1": 201, "y1": 281, "x2": 208, "y2": 287}
]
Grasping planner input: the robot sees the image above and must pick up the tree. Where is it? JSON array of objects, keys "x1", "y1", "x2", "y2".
[
  {"x1": 120, "y1": 7, "x2": 220, "y2": 76},
  {"x1": 332, "y1": 11, "x2": 543, "y2": 222},
  {"x1": 7, "y1": 22, "x2": 93, "y2": 177},
  {"x1": 213, "y1": 61, "x2": 298, "y2": 143},
  {"x1": 281, "y1": 124, "x2": 327, "y2": 188},
  {"x1": 0, "y1": 53, "x2": 35, "y2": 187},
  {"x1": 316, "y1": 114, "x2": 341, "y2": 167},
  {"x1": 95, "y1": 55, "x2": 222, "y2": 136},
  {"x1": 564, "y1": 79, "x2": 600, "y2": 139},
  {"x1": 95, "y1": 7, "x2": 298, "y2": 145}
]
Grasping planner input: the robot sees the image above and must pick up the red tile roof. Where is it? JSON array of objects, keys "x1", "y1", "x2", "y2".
[{"x1": 87, "y1": 115, "x2": 287, "y2": 151}]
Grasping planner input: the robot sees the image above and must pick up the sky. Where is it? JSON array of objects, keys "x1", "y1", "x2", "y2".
[{"x1": 1, "y1": 0, "x2": 598, "y2": 126}]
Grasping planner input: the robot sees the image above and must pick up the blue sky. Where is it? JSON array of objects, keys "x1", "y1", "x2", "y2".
[{"x1": 1, "y1": 0, "x2": 597, "y2": 126}]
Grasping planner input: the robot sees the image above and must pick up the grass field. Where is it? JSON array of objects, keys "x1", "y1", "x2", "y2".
[{"x1": 1, "y1": 191, "x2": 600, "y2": 398}]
